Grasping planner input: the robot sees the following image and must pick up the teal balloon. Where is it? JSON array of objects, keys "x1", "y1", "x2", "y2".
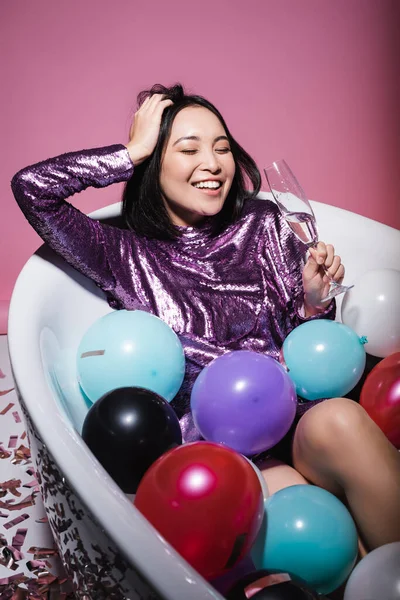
[
  {"x1": 282, "y1": 319, "x2": 366, "y2": 400},
  {"x1": 77, "y1": 310, "x2": 185, "y2": 403},
  {"x1": 251, "y1": 485, "x2": 358, "y2": 595}
]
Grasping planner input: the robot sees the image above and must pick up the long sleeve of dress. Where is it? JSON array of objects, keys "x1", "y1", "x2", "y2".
[{"x1": 11, "y1": 144, "x2": 134, "y2": 294}]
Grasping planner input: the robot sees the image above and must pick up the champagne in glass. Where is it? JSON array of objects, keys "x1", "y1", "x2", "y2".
[
  {"x1": 264, "y1": 160, "x2": 354, "y2": 303},
  {"x1": 283, "y1": 211, "x2": 318, "y2": 247}
]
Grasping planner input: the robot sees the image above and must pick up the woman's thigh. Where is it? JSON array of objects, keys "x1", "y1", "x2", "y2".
[
  {"x1": 255, "y1": 457, "x2": 309, "y2": 496},
  {"x1": 292, "y1": 397, "x2": 370, "y2": 496}
]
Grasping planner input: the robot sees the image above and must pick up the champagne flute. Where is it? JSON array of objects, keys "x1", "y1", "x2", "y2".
[{"x1": 264, "y1": 159, "x2": 354, "y2": 303}]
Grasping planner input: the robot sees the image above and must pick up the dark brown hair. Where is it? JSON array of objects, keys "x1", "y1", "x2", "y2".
[{"x1": 122, "y1": 83, "x2": 261, "y2": 239}]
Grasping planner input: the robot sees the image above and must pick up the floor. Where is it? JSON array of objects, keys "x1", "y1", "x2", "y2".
[{"x1": 0, "y1": 335, "x2": 74, "y2": 599}]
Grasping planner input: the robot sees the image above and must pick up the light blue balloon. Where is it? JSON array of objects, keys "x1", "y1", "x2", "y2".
[
  {"x1": 282, "y1": 319, "x2": 366, "y2": 400},
  {"x1": 77, "y1": 310, "x2": 185, "y2": 403},
  {"x1": 52, "y1": 348, "x2": 92, "y2": 433},
  {"x1": 251, "y1": 485, "x2": 358, "y2": 595}
]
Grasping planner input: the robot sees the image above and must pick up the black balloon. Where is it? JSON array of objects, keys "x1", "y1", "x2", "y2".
[
  {"x1": 82, "y1": 387, "x2": 182, "y2": 493},
  {"x1": 226, "y1": 569, "x2": 326, "y2": 600}
]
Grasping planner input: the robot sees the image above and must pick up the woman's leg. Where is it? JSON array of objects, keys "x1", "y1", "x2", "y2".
[
  {"x1": 292, "y1": 397, "x2": 400, "y2": 550},
  {"x1": 256, "y1": 457, "x2": 309, "y2": 495}
]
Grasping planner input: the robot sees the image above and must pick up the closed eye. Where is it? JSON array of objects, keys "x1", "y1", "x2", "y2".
[{"x1": 181, "y1": 148, "x2": 231, "y2": 155}]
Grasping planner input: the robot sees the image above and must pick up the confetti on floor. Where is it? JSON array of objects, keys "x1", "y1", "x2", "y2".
[{"x1": 0, "y1": 335, "x2": 74, "y2": 599}]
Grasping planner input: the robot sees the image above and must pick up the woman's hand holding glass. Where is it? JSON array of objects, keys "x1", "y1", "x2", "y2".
[
  {"x1": 125, "y1": 94, "x2": 173, "y2": 165},
  {"x1": 302, "y1": 242, "x2": 345, "y2": 316},
  {"x1": 264, "y1": 159, "x2": 354, "y2": 311}
]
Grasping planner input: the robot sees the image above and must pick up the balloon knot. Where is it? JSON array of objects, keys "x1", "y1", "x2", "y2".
[{"x1": 359, "y1": 336, "x2": 368, "y2": 345}]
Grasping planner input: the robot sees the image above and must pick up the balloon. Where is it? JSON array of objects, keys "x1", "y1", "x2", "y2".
[
  {"x1": 191, "y1": 351, "x2": 297, "y2": 455},
  {"x1": 282, "y1": 320, "x2": 366, "y2": 400},
  {"x1": 345, "y1": 352, "x2": 382, "y2": 403},
  {"x1": 360, "y1": 352, "x2": 400, "y2": 448},
  {"x1": 243, "y1": 456, "x2": 270, "y2": 500},
  {"x1": 77, "y1": 309, "x2": 185, "y2": 403},
  {"x1": 375, "y1": 352, "x2": 400, "y2": 371},
  {"x1": 52, "y1": 347, "x2": 92, "y2": 433},
  {"x1": 344, "y1": 542, "x2": 400, "y2": 600},
  {"x1": 226, "y1": 569, "x2": 326, "y2": 600},
  {"x1": 251, "y1": 485, "x2": 358, "y2": 594},
  {"x1": 135, "y1": 441, "x2": 264, "y2": 580},
  {"x1": 210, "y1": 555, "x2": 256, "y2": 596},
  {"x1": 82, "y1": 387, "x2": 182, "y2": 493},
  {"x1": 341, "y1": 268, "x2": 400, "y2": 358}
]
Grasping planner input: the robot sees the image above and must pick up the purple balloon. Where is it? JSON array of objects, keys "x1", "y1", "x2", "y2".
[{"x1": 191, "y1": 350, "x2": 297, "y2": 456}]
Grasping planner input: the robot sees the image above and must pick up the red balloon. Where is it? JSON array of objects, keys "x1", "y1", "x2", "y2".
[
  {"x1": 374, "y1": 352, "x2": 400, "y2": 372},
  {"x1": 134, "y1": 441, "x2": 264, "y2": 580},
  {"x1": 360, "y1": 352, "x2": 400, "y2": 448}
]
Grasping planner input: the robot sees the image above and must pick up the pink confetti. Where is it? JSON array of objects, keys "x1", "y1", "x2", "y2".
[
  {"x1": 54, "y1": 504, "x2": 65, "y2": 518},
  {"x1": 0, "y1": 576, "x2": 74, "y2": 599},
  {"x1": 0, "y1": 547, "x2": 20, "y2": 571},
  {"x1": 81, "y1": 349, "x2": 105, "y2": 358},
  {"x1": 12, "y1": 412, "x2": 21, "y2": 424},
  {"x1": 0, "y1": 494, "x2": 36, "y2": 511},
  {"x1": 4, "y1": 513, "x2": 29, "y2": 530},
  {"x1": 0, "y1": 479, "x2": 22, "y2": 496},
  {"x1": 12, "y1": 445, "x2": 31, "y2": 465},
  {"x1": 23, "y1": 480, "x2": 38, "y2": 489},
  {"x1": 27, "y1": 546, "x2": 58, "y2": 558},
  {"x1": 8, "y1": 435, "x2": 18, "y2": 449},
  {"x1": 26, "y1": 559, "x2": 48, "y2": 571},
  {"x1": 12, "y1": 529, "x2": 27, "y2": 550},
  {"x1": 5, "y1": 545, "x2": 24, "y2": 562},
  {"x1": 0, "y1": 444, "x2": 12, "y2": 459},
  {"x1": 0, "y1": 572, "x2": 25, "y2": 585},
  {"x1": 0, "y1": 371, "x2": 76, "y2": 599}
]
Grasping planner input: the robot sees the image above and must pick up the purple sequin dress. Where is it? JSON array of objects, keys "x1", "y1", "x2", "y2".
[{"x1": 11, "y1": 144, "x2": 335, "y2": 446}]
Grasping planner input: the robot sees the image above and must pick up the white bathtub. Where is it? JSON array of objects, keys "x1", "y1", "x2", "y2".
[{"x1": 7, "y1": 194, "x2": 400, "y2": 599}]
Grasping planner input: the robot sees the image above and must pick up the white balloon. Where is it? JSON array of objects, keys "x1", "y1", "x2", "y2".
[
  {"x1": 344, "y1": 542, "x2": 400, "y2": 600},
  {"x1": 341, "y1": 269, "x2": 400, "y2": 358}
]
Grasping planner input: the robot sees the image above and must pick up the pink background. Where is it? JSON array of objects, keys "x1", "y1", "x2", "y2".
[{"x1": 1, "y1": 0, "x2": 399, "y2": 333}]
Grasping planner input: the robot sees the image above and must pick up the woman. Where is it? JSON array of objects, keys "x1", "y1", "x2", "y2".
[{"x1": 11, "y1": 83, "x2": 400, "y2": 554}]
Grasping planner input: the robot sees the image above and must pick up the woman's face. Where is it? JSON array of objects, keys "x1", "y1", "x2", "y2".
[{"x1": 160, "y1": 106, "x2": 236, "y2": 227}]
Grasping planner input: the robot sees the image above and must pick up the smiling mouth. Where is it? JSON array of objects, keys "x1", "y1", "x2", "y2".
[{"x1": 192, "y1": 181, "x2": 223, "y2": 190}]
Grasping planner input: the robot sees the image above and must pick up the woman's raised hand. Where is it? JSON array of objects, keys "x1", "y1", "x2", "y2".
[{"x1": 125, "y1": 94, "x2": 173, "y2": 165}]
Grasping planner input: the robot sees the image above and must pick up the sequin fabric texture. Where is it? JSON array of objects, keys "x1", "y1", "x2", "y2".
[{"x1": 11, "y1": 145, "x2": 335, "y2": 442}]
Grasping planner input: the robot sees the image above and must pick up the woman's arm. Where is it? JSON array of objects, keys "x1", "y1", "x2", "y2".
[
  {"x1": 262, "y1": 202, "x2": 336, "y2": 332},
  {"x1": 10, "y1": 94, "x2": 175, "y2": 290},
  {"x1": 11, "y1": 144, "x2": 134, "y2": 290}
]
